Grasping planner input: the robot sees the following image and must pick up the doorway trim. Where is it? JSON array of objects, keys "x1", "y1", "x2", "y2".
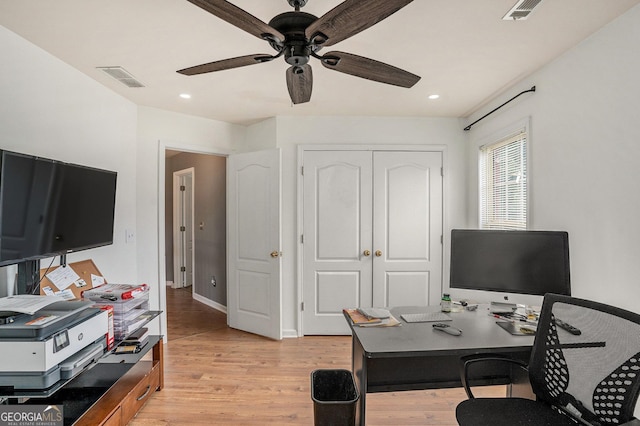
[
  {"x1": 172, "y1": 167, "x2": 195, "y2": 290},
  {"x1": 296, "y1": 144, "x2": 449, "y2": 336}
]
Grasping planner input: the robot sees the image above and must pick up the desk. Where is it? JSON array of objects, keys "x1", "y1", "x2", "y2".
[{"x1": 346, "y1": 306, "x2": 534, "y2": 425}]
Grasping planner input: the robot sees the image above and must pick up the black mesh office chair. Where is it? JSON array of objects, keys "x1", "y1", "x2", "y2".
[{"x1": 456, "y1": 293, "x2": 640, "y2": 426}]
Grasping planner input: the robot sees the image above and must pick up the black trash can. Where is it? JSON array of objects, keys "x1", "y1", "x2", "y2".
[{"x1": 311, "y1": 369, "x2": 359, "y2": 426}]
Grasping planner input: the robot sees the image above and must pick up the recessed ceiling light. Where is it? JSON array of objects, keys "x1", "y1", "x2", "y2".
[
  {"x1": 179, "y1": 93, "x2": 191, "y2": 99},
  {"x1": 428, "y1": 94, "x2": 440, "y2": 100}
]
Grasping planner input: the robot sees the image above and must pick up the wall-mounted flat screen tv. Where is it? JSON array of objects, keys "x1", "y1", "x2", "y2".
[
  {"x1": 450, "y1": 229, "x2": 570, "y2": 297},
  {"x1": 0, "y1": 150, "x2": 117, "y2": 267}
]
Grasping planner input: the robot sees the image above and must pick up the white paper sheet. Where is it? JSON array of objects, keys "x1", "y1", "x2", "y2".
[
  {"x1": 45, "y1": 265, "x2": 80, "y2": 290},
  {"x1": 91, "y1": 274, "x2": 106, "y2": 287},
  {"x1": 0, "y1": 295, "x2": 63, "y2": 315}
]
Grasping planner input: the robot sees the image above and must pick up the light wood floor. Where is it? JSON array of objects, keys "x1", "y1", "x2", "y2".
[{"x1": 131, "y1": 287, "x2": 502, "y2": 425}]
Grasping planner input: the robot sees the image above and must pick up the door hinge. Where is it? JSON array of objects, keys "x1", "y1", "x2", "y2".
[
  {"x1": 301, "y1": 302, "x2": 304, "y2": 311},
  {"x1": 301, "y1": 166, "x2": 304, "y2": 175},
  {"x1": 441, "y1": 167, "x2": 444, "y2": 177},
  {"x1": 300, "y1": 234, "x2": 304, "y2": 244},
  {"x1": 441, "y1": 235, "x2": 443, "y2": 244},
  {"x1": 180, "y1": 226, "x2": 186, "y2": 232},
  {"x1": 180, "y1": 185, "x2": 186, "y2": 191},
  {"x1": 180, "y1": 266, "x2": 186, "y2": 272}
]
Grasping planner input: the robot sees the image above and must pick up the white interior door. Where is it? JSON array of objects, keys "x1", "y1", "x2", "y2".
[
  {"x1": 227, "y1": 149, "x2": 282, "y2": 340},
  {"x1": 372, "y1": 151, "x2": 443, "y2": 307},
  {"x1": 173, "y1": 168, "x2": 194, "y2": 289},
  {"x1": 302, "y1": 149, "x2": 444, "y2": 335},
  {"x1": 302, "y1": 151, "x2": 373, "y2": 334}
]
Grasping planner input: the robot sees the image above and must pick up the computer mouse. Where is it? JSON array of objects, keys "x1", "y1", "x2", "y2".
[{"x1": 432, "y1": 323, "x2": 462, "y2": 336}]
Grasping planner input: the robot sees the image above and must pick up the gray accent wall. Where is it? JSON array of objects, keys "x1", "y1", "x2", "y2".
[{"x1": 165, "y1": 152, "x2": 227, "y2": 307}]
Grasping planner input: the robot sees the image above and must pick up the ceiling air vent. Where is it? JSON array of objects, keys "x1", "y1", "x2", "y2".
[
  {"x1": 502, "y1": 0, "x2": 543, "y2": 20},
  {"x1": 97, "y1": 66, "x2": 145, "y2": 88}
]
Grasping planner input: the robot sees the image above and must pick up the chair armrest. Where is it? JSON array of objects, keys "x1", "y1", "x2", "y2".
[{"x1": 459, "y1": 354, "x2": 529, "y2": 399}]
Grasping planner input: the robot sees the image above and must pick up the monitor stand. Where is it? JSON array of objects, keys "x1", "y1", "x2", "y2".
[{"x1": 17, "y1": 260, "x2": 40, "y2": 295}]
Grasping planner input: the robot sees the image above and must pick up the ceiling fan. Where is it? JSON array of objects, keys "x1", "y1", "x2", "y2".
[{"x1": 177, "y1": 0, "x2": 420, "y2": 104}]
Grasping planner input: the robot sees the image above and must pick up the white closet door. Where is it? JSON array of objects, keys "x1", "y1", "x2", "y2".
[
  {"x1": 302, "y1": 149, "x2": 443, "y2": 335},
  {"x1": 302, "y1": 151, "x2": 373, "y2": 334},
  {"x1": 372, "y1": 151, "x2": 443, "y2": 307}
]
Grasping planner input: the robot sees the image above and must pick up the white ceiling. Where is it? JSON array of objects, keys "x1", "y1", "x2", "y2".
[{"x1": 1, "y1": 0, "x2": 638, "y2": 125}]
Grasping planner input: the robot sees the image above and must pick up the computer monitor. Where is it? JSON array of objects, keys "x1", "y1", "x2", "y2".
[{"x1": 449, "y1": 229, "x2": 570, "y2": 305}]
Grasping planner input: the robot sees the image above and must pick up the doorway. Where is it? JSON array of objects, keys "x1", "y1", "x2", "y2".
[{"x1": 164, "y1": 150, "x2": 228, "y2": 314}]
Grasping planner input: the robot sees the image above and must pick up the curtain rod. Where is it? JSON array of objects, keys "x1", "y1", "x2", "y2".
[{"x1": 463, "y1": 86, "x2": 536, "y2": 131}]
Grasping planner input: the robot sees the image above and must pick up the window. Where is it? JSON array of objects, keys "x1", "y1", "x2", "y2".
[{"x1": 479, "y1": 130, "x2": 527, "y2": 230}]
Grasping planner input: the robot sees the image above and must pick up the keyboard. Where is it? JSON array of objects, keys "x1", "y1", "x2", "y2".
[{"x1": 401, "y1": 312, "x2": 452, "y2": 323}]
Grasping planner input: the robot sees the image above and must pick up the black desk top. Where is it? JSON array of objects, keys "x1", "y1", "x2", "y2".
[{"x1": 348, "y1": 305, "x2": 534, "y2": 358}]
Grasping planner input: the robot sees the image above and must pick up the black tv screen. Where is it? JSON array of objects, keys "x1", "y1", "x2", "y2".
[
  {"x1": 450, "y1": 229, "x2": 570, "y2": 297},
  {"x1": 0, "y1": 150, "x2": 117, "y2": 267}
]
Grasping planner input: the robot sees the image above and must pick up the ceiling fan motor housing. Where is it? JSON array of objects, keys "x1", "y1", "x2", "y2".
[{"x1": 268, "y1": 11, "x2": 318, "y2": 66}]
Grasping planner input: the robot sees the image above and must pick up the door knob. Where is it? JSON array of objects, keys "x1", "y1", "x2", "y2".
[
  {"x1": 375, "y1": 250, "x2": 382, "y2": 257},
  {"x1": 270, "y1": 251, "x2": 280, "y2": 258},
  {"x1": 363, "y1": 250, "x2": 371, "y2": 257}
]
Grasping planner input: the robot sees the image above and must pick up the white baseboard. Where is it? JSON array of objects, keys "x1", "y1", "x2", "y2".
[
  {"x1": 282, "y1": 329, "x2": 299, "y2": 339},
  {"x1": 166, "y1": 281, "x2": 173, "y2": 287},
  {"x1": 192, "y1": 292, "x2": 227, "y2": 314}
]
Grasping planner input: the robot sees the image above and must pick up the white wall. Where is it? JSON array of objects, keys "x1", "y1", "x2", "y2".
[
  {"x1": 136, "y1": 106, "x2": 244, "y2": 335},
  {"x1": 250, "y1": 116, "x2": 468, "y2": 336},
  {"x1": 0, "y1": 25, "x2": 138, "y2": 291},
  {"x1": 464, "y1": 4, "x2": 640, "y2": 314}
]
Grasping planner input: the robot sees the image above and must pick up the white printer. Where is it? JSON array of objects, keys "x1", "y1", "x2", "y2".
[{"x1": 0, "y1": 300, "x2": 108, "y2": 390}]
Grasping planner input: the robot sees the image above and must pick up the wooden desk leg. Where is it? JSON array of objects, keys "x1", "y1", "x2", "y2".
[
  {"x1": 352, "y1": 335, "x2": 366, "y2": 426},
  {"x1": 153, "y1": 338, "x2": 164, "y2": 390}
]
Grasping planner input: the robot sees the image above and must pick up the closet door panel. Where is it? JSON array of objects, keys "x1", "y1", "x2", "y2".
[
  {"x1": 386, "y1": 163, "x2": 429, "y2": 260},
  {"x1": 316, "y1": 271, "x2": 361, "y2": 313},
  {"x1": 302, "y1": 151, "x2": 372, "y2": 334},
  {"x1": 372, "y1": 151, "x2": 443, "y2": 308},
  {"x1": 386, "y1": 271, "x2": 431, "y2": 307}
]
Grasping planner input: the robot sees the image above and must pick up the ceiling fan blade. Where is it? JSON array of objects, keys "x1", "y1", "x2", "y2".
[
  {"x1": 306, "y1": 0, "x2": 414, "y2": 47},
  {"x1": 177, "y1": 54, "x2": 274, "y2": 75},
  {"x1": 186, "y1": 0, "x2": 284, "y2": 43},
  {"x1": 286, "y1": 65, "x2": 313, "y2": 104},
  {"x1": 321, "y1": 51, "x2": 420, "y2": 88}
]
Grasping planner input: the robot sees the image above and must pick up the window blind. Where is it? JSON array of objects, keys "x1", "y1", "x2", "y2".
[{"x1": 480, "y1": 131, "x2": 527, "y2": 230}]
